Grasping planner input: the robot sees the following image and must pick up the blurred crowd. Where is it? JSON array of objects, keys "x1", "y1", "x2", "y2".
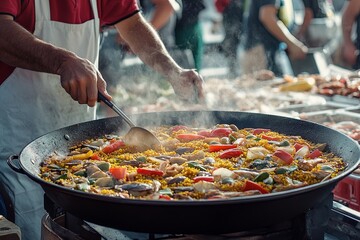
[{"x1": 99, "y1": 0, "x2": 360, "y2": 90}]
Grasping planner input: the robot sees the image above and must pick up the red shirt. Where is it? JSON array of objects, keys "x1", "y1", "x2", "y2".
[{"x1": 0, "y1": 0, "x2": 139, "y2": 84}]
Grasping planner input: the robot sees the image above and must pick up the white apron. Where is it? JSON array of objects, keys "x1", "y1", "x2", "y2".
[{"x1": 0, "y1": 0, "x2": 100, "y2": 239}]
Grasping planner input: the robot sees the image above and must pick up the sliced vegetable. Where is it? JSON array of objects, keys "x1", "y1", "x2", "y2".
[
  {"x1": 102, "y1": 140, "x2": 125, "y2": 154},
  {"x1": 295, "y1": 145, "x2": 310, "y2": 158},
  {"x1": 109, "y1": 166, "x2": 127, "y2": 180},
  {"x1": 159, "y1": 188, "x2": 173, "y2": 195},
  {"x1": 170, "y1": 125, "x2": 188, "y2": 132},
  {"x1": 294, "y1": 143, "x2": 304, "y2": 151},
  {"x1": 193, "y1": 176, "x2": 214, "y2": 183},
  {"x1": 90, "y1": 153, "x2": 101, "y2": 160},
  {"x1": 278, "y1": 140, "x2": 290, "y2": 147},
  {"x1": 212, "y1": 168, "x2": 236, "y2": 179},
  {"x1": 187, "y1": 162, "x2": 207, "y2": 171},
  {"x1": 246, "y1": 147, "x2": 269, "y2": 160},
  {"x1": 176, "y1": 134, "x2": 205, "y2": 142},
  {"x1": 219, "y1": 149, "x2": 243, "y2": 159},
  {"x1": 252, "y1": 128, "x2": 270, "y2": 135},
  {"x1": 210, "y1": 128, "x2": 233, "y2": 138},
  {"x1": 67, "y1": 150, "x2": 93, "y2": 160},
  {"x1": 209, "y1": 144, "x2": 237, "y2": 152},
  {"x1": 159, "y1": 195, "x2": 172, "y2": 200},
  {"x1": 261, "y1": 135, "x2": 281, "y2": 141},
  {"x1": 275, "y1": 165, "x2": 298, "y2": 174},
  {"x1": 253, "y1": 172, "x2": 270, "y2": 182},
  {"x1": 243, "y1": 180, "x2": 269, "y2": 194},
  {"x1": 307, "y1": 149, "x2": 322, "y2": 159},
  {"x1": 197, "y1": 130, "x2": 213, "y2": 137},
  {"x1": 273, "y1": 149, "x2": 294, "y2": 165},
  {"x1": 137, "y1": 168, "x2": 164, "y2": 176}
]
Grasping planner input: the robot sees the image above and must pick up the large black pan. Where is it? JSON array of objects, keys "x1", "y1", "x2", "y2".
[{"x1": 8, "y1": 111, "x2": 360, "y2": 234}]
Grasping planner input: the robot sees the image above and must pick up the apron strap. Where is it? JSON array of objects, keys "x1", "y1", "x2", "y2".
[
  {"x1": 90, "y1": 0, "x2": 100, "y2": 48},
  {"x1": 34, "y1": 0, "x2": 51, "y2": 21}
]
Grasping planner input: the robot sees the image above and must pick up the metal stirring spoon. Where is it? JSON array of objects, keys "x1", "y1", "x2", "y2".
[{"x1": 98, "y1": 92, "x2": 161, "y2": 151}]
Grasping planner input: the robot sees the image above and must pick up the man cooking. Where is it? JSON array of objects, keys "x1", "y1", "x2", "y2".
[{"x1": 0, "y1": 1, "x2": 204, "y2": 239}]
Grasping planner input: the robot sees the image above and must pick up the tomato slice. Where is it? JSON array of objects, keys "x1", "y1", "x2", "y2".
[
  {"x1": 209, "y1": 144, "x2": 237, "y2": 152},
  {"x1": 193, "y1": 176, "x2": 214, "y2": 183},
  {"x1": 176, "y1": 133, "x2": 205, "y2": 142},
  {"x1": 307, "y1": 149, "x2": 322, "y2": 159},
  {"x1": 219, "y1": 149, "x2": 243, "y2": 159},
  {"x1": 137, "y1": 168, "x2": 164, "y2": 176},
  {"x1": 273, "y1": 149, "x2": 294, "y2": 165},
  {"x1": 102, "y1": 140, "x2": 125, "y2": 154},
  {"x1": 109, "y1": 166, "x2": 127, "y2": 180},
  {"x1": 261, "y1": 135, "x2": 281, "y2": 141},
  {"x1": 252, "y1": 128, "x2": 271, "y2": 135},
  {"x1": 243, "y1": 180, "x2": 269, "y2": 194},
  {"x1": 210, "y1": 128, "x2": 233, "y2": 138}
]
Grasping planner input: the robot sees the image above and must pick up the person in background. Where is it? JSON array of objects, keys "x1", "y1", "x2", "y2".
[
  {"x1": 341, "y1": 0, "x2": 360, "y2": 69},
  {"x1": 0, "y1": 1, "x2": 204, "y2": 240},
  {"x1": 175, "y1": 0, "x2": 205, "y2": 71},
  {"x1": 242, "y1": 0, "x2": 308, "y2": 76},
  {"x1": 295, "y1": 0, "x2": 336, "y2": 48},
  {"x1": 215, "y1": 0, "x2": 246, "y2": 78}
]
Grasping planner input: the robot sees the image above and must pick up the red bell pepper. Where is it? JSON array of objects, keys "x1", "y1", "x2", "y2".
[
  {"x1": 197, "y1": 130, "x2": 213, "y2": 137},
  {"x1": 176, "y1": 133, "x2": 205, "y2": 142},
  {"x1": 109, "y1": 166, "x2": 127, "y2": 180},
  {"x1": 243, "y1": 180, "x2": 269, "y2": 194},
  {"x1": 159, "y1": 195, "x2": 172, "y2": 200},
  {"x1": 307, "y1": 149, "x2": 322, "y2": 159},
  {"x1": 102, "y1": 140, "x2": 125, "y2": 154},
  {"x1": 294, "y1": 143, "x2": 304, "y2": 151},
  {"x1": 294, "y1": 142, "x2": 310, "y2": 151},
  {"x1": 193, "y1": 176, "x2": 214, "y2": 183},
  {"x1": 261, "y1": 135, "x2": 281, "y2": 141},
  {"x1": 219, "y1": 149, "x2": 243, "y2": 159},
  {"x1": 90, "y1": 153, "x2": 101, "y2": 160},
  {"x1": 252, "y1": 128, "x2": 271, "y2": 135},
  {"x1": 210, "y1": 128, "x2": 233, "y2": 138},
  {"x1": 209, "y1": 144, "x2": 237, "y2": 152},
  {"x1": 137, "y1": 168, "x2": 164, "y2": 176},
  {"x1": 170, "y1": 125, "x2": 188, "y2": 132},
  {"x1": 273, "y1": 149, "x2": 294, "y2": 165}
]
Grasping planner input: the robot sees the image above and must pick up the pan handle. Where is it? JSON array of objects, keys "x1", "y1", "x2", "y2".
[{"x1": 7, "y1": 155, "x2": 25, "y2": 174}]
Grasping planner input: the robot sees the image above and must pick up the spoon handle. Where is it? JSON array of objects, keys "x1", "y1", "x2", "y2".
[{"x1": 98, "y1": 92, "x2": 136, "y2": 128}]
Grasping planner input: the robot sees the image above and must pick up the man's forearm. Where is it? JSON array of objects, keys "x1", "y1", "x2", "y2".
[
  {"x1": 116, "y1": 14, "x2": 181, "y2": 78},
  {"x1": 0, "y1": 16, "x2": 77, "y2": 75}
]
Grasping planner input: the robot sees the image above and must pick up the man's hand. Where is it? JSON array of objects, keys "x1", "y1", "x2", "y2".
[
  {"x1": 168, "y1": 69, "x2": 205, "y2": 104},
  {"x1": 57, "y1": 56, "x2": 112, "y2": 107}
]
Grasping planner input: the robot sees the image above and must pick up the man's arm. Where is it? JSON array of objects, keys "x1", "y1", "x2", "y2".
[
  {"x1": 259, "y1": 5, "x2": 307, "y2": 59},
  {"x1": 115, "y1": 12, "x2": 180, "y2": 77},
  {"x1": 0, "y1": 15, "x2": 110, "y2": 106},
  {"x1": 342, "y1": 0, "x2": 360, "y2": 66},
  {"x1": 115, "y1": 12, "x2": 204, "y2": 102}
]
